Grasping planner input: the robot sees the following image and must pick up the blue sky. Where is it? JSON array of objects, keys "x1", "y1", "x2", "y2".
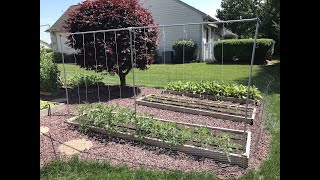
[{"x1": 40, "y1": 0, "x2": 221, "y2": 43}]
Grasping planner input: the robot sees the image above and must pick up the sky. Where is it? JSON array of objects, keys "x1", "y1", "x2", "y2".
[{"x1": 40, "y1": 0, "x2": 222, "y2": 44}]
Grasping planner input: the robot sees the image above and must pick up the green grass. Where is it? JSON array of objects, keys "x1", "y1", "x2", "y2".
[
  {"x1": 40, "y1": 100, "x2": 56, "y2": 110},
  {"x1": 58, "y1": 63, "x2": 262, "y2": 87},
  {"x1": 41, "y1": 156, "x2": 216, "y2": 180},
  {"x1": 42, "y1": 61, "x2": 280, "y2": 179}
]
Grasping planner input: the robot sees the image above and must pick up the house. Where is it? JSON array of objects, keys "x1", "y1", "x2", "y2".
[
  {"x1": 47, "y1": 0, "x2": 231, "y2": 61},
  {"x1": 40, "y1": 40, "x2": 51, "y2": 49}
]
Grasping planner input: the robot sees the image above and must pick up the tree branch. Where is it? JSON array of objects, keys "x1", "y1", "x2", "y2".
[{"x1": 123, "y1": 69, "x2": 131, "y2": 75}]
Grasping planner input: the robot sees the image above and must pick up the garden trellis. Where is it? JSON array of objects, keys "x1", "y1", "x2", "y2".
[{"x1": 58, "y1": 17, "x2": 260, "y2": 167}]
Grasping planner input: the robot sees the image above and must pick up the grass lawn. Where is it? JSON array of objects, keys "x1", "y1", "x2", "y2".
[
  {"x1": 41, "y1": 61, "x2": 280, "y2": 179},
  {"x1": 57, "y1": 62, "x2": 262, "y2": 87},
  {"x1": 40, "y1": 100, "x2": 56, "y2": 110}
]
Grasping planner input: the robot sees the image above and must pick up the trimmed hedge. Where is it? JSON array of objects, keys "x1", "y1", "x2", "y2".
[
  {"x1": 53, "y1": 52, "x2": 75, "y2": 63},
  {"x1": 40, "y1": 47, "x2": 60, "y2": 92},
  {"x1": 172, "y1": 40, "x2": 197, "y2": 63},
  {"x1": 214, "y1": 39, "x2": 275, "y2": 64}
]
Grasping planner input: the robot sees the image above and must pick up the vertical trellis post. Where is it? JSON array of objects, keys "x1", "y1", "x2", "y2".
[
  {"x1": 129, "y1": 27, "x2": 137, "y2": 116},
  {"x1": 243, "y1": 18, "x2": 260, "y2": 147},
  {"x1": 59, "y1": 34, "x2": 69, "y2": 117}
]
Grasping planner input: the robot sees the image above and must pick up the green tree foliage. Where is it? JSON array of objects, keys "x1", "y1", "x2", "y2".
[
  {"x1": 40, "y1": 47, "x2": 60, "y2": 92},
  {"x1": 217, "y1": 0, "x2": 263, "y2": 38},
  {"x1": 216, "y1": 0, "x2": 279, "y2": 53},
  {"x1": 65, "y1": 0, "x2": 159, "y2": 87}
]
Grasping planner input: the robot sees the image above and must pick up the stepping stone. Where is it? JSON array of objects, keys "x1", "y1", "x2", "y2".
[
  {"x1": 40, "y1": 126, "x2": 49, "y2": 134},
  {"x1": 58, "y1": 139, "x2": 93, "y2": 156}
]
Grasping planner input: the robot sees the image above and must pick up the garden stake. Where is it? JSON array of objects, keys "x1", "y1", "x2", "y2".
[
  {"x1": 82, "y1": 34, "x2": 88, "y2": 103},
  {"x1": 93, "y1": 32, "x2": 101, "y2": 102},
  {"x1": 103, "y1": 32, "x2": 111, "y2": 102},
  {"x1": 71, "y1": 35, "x2": 81, "y2": 104},
  {"x1": 129, "y1": 28, "x2": 137, "y2": 117},
  {"x1": 59, "y1": 34, "x2": 70, "y2": 117},
  {"x1": 243, "y1": 18, "x2": 260, "y2": 148},
  {"x1": 48, "y1": 104, "x2": 51, "y2": 116},
  {"x1": 114, "y1": 31, "x2": 121, "y2": 100},
  {"x1": 48, "y1": 132, "x2": 57, "y2": 158}
]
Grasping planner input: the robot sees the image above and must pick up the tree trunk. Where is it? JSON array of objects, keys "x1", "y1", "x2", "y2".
[{"x1": 119, "y1": 73, "x2": 126, "y2": 87}]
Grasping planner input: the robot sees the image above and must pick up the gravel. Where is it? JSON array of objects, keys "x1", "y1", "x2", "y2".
[{"x1": 40, "y1": 86, "x2": 270, "y2": 179}]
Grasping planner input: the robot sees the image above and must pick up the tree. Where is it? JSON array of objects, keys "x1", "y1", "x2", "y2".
[
  {"x1": 65, "y1": 0, "x2": 159, "y2": 87},
  {"x1": 217, "y1": 0, "x2": 263, "y2": 38},
  {"x1": 216, "y1": 0, "x2": 280, "y2": 54},
  {"x1": 260, "y1": 0, "x2": 280, "y2": 54}
]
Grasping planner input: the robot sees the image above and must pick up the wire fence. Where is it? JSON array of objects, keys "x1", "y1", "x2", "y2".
[{"x1": 41, "y1": 18, "x2": 268, "y2": 169}]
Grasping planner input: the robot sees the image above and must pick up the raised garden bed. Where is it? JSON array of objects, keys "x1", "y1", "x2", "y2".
[
  {"x1": 163, "y1": 90, "x2": 257, "y2": 105},
  {"x1": 137, "y1": 94, "x2": 256, "y2": 124},
  {"x1": 66, "y1": 106, "x2": 251, "y2": 168},
  {"x1": 40, "y1": 98, "x2": 67, "y2": 118}
]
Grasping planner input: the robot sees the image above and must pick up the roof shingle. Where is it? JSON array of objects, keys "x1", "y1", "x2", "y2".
[
  {"x1": 47, "y1": 0, "x2": 219, "y2": 33},
  {"x1": 46, "y1": 5, "x2": 79, "y2": 32}
]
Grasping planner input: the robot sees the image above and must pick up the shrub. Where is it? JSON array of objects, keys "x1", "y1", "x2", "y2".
[
  {"x1": 164, "y1": 81, "x2": 262, "y2": 100},
  {"x1": 53, "y1": 52, "x2": 74, "y2": 63},
  {"x1": 63, "y1": 74, "x2": 104, "y2": 88},
  {"x1": 214, "y1": 39, "x2": 275, "y2": 64},
  {"x1": 40, "y1": 47, "x2": 60, "y2": 92},
  {"x1": 172, "y1": 40, "x2": 197, "y2": 63},
  {"x1": 43, "y1": 48, "x2": 53, "y2": 53}
]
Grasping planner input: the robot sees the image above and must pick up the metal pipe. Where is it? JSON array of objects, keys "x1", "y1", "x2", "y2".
[
  {"x1": 62, "y1": 18, "x2": 258, "y2": 36},
  {"x1": 40, "y1": 24, "x2": 50, "y2": 28},
  {"x1": 129, "y1": 28, "x2": 137, "y2": 116},
  {"x1": 242, "y1": 18, "x2": 260, "y2": 148},
  {"x1": 59, "y1": 34, "x2": 70, "y2": 117}
]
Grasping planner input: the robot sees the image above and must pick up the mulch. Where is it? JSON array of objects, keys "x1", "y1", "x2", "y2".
[{"x1": 40, "y1": 86, "x2": 270, "y2": 179}]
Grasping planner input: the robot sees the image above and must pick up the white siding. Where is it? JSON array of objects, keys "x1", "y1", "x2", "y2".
[
  {"x1": 52, "y1": 0, "x2": 209, "y2": 60},
  {"x1": 55, "y1": 32, "x2": 74, "y2": 55},
  {"x1": 139, "y1": 0, "x2": 203, "y2": 60}
]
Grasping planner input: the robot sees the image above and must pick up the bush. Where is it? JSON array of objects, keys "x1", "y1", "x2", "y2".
[
  {"x1": 43, "y1": 48, "x2": 53, "y2": 53},
  {"x1": 164, "y1": 81, "x2": 262, "y2": 100},
  {"x1": 40, "y1": 47, "x2": 60, "y2": 92},
  {"x1": 214, "y1": 39, "x2": 275, "y2": 64},
  {"x1": 172, "y1": 40, "x2": 197, "y2": 63},
  {"x1": 53, "y1": 52, "x2": 74, "y2": 63},
  {"x1": 63, "y1": 74, "x2": 104, "y2": 88}
]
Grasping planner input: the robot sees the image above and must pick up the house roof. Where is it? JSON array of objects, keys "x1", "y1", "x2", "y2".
[
  {"x1": 46, "y1": 5, "x2": 79, "y2": 32},
  {"x1": 47, "y1": 0, "x2": 220, "y2": 32},
  {"x1": 173, "y1": 0, "x2": 219, "y2": 22},
  {"x1": 40, "y1": 40, "x2": 51, "y2": 48}
]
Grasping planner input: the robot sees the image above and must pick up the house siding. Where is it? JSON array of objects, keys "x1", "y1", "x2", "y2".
[
  {"x1": 51, "y1": 0, "x2": 216, "y2": 60},
  {"x1": 139, "y1": 0, "x2": 203, "y2": 60},
  {"x1": 54, "y1": 32, "x2": 74, "y2": 55}
]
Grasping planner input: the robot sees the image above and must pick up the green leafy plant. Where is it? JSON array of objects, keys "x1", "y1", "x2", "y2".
[
  {"x1": 40, "y1": 47, "x2": 61, "y2": 92},
  {"x1": 164, "y1": 81, "x2": 262, "y2": 100},
  {"x1": 74, "y1": 103, "x2": 242, "y2": 160},
  {"x1": 40, "y1": 100, "x2": 57, "y2": 110},
  {"x1": 63, "y1": 74, "x2": 104, "y2": 88}
]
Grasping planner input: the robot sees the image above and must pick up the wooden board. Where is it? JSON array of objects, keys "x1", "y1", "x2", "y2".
[
  {"x1": 66, "y1": 116, "x2": 251, "y2": 168},
  {"x1": 137, "y1": 96, "x2": 255, "y2": 125},
  {"x1": 163, "y1": 90, "x2": 257, "y2": 105}
]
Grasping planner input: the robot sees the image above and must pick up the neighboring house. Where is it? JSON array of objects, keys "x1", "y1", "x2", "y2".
[
  {"x1": 40, "y1": 40, "x2": 51, "y2": 49},
  {"x1": 47, "y1": 0, "x2": 233, "y2": 61}
]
